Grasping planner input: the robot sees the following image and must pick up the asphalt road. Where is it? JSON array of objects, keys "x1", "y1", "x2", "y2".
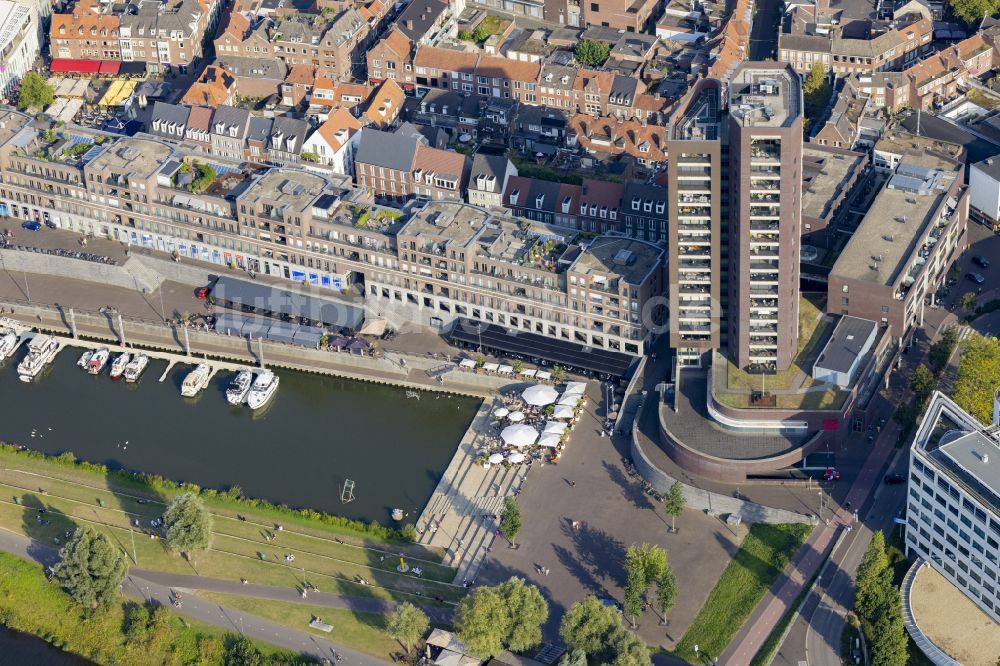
[{"x1": 0, "y1": 527, "x2": 392, "y2": 664}]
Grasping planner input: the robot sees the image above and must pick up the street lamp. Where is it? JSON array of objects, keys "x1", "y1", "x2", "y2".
[{"x1": 818, "y1": 490, "x2": 825, "y2": 523}]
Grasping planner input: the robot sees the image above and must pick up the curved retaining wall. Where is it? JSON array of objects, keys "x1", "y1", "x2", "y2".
[{"x1": 630, "y1": 401, "x2": 814, "y2": 524}]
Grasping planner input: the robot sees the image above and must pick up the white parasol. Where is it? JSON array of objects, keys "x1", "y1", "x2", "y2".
[
  {"x1": 537, "y1": 433, "x2": 562, "y2": 447},
  {"x1": 508, "y1": 411, "x2": 525, "y2": 422},
  {"x1": 493, "y1": 407, "x2": 510, "y2": 418},
  {"x1": 552, "y1": 404, "x2": 575, "y2": 419},
  {"x1": 522, "y1": 384, "x2": 559, "y2": 406},
  {"x1": 507, "y1": 452, "x2": 526, "y2": 463},
  {"x1": 543, "y1": 421, "x2": 568, "y2": 435},
  {"x1": 501, "y1": 424, "x2": 538, "y2": 448},
  {"x1": 488, "y1": 453, "x2": 505, "y2": 464}
]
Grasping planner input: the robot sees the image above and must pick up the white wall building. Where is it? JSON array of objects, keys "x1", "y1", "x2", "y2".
[
  {"x1": 969, "y1": 157, "x2": 1000, "y2": 227},
  {"x1": 907, "y1": 391, "x2": 1000, "y2": 624},
  {"x1": 0, "y1": 0, "x2": 39, "y2": 101}
]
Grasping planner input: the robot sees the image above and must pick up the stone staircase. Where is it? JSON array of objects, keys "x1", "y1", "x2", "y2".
[
  {"x1": 416, "y1": 400, "x2": 528, "y2": 584},
  {"x1": 123, "y1": 256, "x2": 165, "y2": 293}
]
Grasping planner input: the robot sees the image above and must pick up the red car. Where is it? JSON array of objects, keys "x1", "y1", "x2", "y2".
[
  {"x1": 823, "y1": 469, "x2": 841, "y2": 482},
  {"x1": 195, "y1": 287, "x2": 211, "y2": 299}
]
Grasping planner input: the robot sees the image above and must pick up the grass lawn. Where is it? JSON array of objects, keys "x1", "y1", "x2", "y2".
[
  {"x1": 673, "y1": 523, "x2": 812, "y2": 662},
  {"x1": 475, "y1": 15, "x2": 508, "y2": 37},
  {"x1": 0, "y1": 551, "x2": 310, "y2": 665},
  {"x1": 0, "y1": 452, "x2": 463, "y2": 604},
  {"x1": 197, "y1": 591, "x2": 402, "y2": 659},
  {"x1": 726, "y1": 294, "x2": 829, "y2": 392}
]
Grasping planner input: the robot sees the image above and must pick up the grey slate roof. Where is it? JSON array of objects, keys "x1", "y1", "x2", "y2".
[
  {"x1": 354, "y1": 129, "x2": 419, "y2": 171},
  {"x1": 270, "y1": 116, "x2": 309, "y2": 155},
  {"x1": 246, "y1": 117, "x2": 273, "y2": 145},
  {"x1": 149, "y1": 101, "x2": 190, "y2": 138},
  {"x1": 212, "y1": 105, "x2": 251, "y2": 137},
  {"x1": 815, "y1": 316, "x2": 877, "y2": 374},
  {"x1": 395, "y1": 0, "x2": 447, "y2": 41},
  {"x1": 215, "y1": 56, "x2": 287, "y2": 80},
  {"x1": 470, "y1": 154, "x2": 511, "y2": 194},
  {"x1": 622, "y1": 182, "x2": 667, "y2": 211}
]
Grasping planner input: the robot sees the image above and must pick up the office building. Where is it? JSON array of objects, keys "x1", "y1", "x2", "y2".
[{"x1": 908, "y1": 391, "x2": 1000, "y2": 624}]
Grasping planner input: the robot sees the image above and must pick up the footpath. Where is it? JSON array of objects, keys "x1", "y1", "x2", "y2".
[{"x1": 0, "y1": 527, "x2": 397, "y2": 665}]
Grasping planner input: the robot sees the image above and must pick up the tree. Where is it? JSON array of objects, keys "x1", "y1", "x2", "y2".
[
  {"x1": 224, "y1": 634, "x2": 267, "y2": 666},
  {"x1": 870, "y1": 587, "x2": 908, "y2": 666},
  {"x1": 16, "y1": 72, "x2": 54, "y2": 111},
  {"x1": 52, "y1": 527, "x2": 128, "y2": 609},
  {"x1": 802, "y1": 63, "x2": 831, "y2": 123},
  {"x1": 909, "y1": 364, "x2": 936, "y2": 402},
  {"x1": 557, "y1": 649, "x2": 588, "y2": 666},
  {"x1": 802, "y1": 63, "x2": 827, "y2": 96},
  {"x1": 575, "y1": 40, "x2": 610, "y2": 67},
  {"x1": 623, "y1": 568, "x2": 645, "y2": 628},
  {"x1": 960, "y1": 291, "x2": 978, "y2": 311},
  {"x1": 559, "y1": 596, "x2": 620, "y2": 654},
  {"x1": 951, "y1": 334, "x2": 1000, "y2": 425},
  {"x1": 163, "y1": 492, "x2": 213, "y2": 559},
  {"x1": 606, "y1": 626, "x2": 652, "y2": 666},
  {"x1": 123, "y1": 602, "x2": 151, "y2": 642},
  {"x1": 854, "y1": 531, "x2": 891, "y2": 627},
  {"x1": 497, "y1": 577, "x2": 549, "y2": 652},
  {"x1": 454, "y1": 578, "x2": 548, "y2": 659},
  {"x1": 654, "y1": 566, "x2": 677, "y2": 624},
  {"x1": 499, "y1": 496, "x2": 522, "y2": 547},
  {"x1": 947, "y1": 0, "x2": 999, "y2": 26},
  {"x1": 662, "y1": 481, "x2": 685, "y2": 532},
  {"x1": 928, "y1": 326, "x2": 959, "y2": 374},
  {"x1": 387, "y1": 602, "x2": 430, "y2": 653}
]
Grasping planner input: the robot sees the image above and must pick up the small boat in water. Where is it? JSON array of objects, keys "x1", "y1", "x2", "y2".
[
  {"x1": 77, "y1": 350, "x2": 93, "y2": 368},
  {"x1": 123, "y1": 355, "x2": 149, "y2": 383},
  {"x1": 109, "y1": 353, "x2": 130, "y2": 379},
  {"x1": 0, "y1": 331, "x2": 18, "y2": 360},
  {"x1": 181, "y1": 364, "x2": 211, "y2": 397},
  {"x1": 87, "y1": 348, "x2": 109, "y2": 375},
  {"x1": 226, "y1": 369, "x2": 254, "y2": 405},
  {"x1": 247, "y1": 370, "x2": 279, "y2": 410},
  {"x1": 18, "y1": 334, "x2": 59, "y2": 382}
]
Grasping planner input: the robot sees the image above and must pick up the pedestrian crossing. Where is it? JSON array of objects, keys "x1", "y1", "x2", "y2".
[{"x1": 955, "y1": 325, "x2": 975, "y2": 341}]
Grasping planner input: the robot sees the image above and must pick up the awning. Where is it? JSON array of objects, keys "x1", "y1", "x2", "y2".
[
  {"x1": 359, "y1": 317, "x2": 388, "y2": 336},
  {"x1": 119, "y1": 61, "x2": 147, "y2": 76},
  {"x1": 346, "y1": 339, "x2": 369, "y2": 350},
  {"x1": 293, "y1": 326, "x2": 323, "y2": 347},
  {"x1": 536, "y1": 371, "x2": 552, "y2": 380},
  {"x1": 328, "y1": 336, "x2": 351, "y2": 348},
  {"x1": 483, "y1": 362, "x2": 500, "y2": 372},
  {"x1": 265, "y1": 321, "x2": 298, "y2": 344},
  {"x1": 99, "y1": 61, "x2": 121, "y2": 75},
  {"x1": 446, "y1": 318, "x2": 636, "y2": 377},
  {"x1": 50, "y1": 59, "x2": 102, "y2": 74},
  {"x1": 520, "y1": 368, "x2": 537, "y2": 377},
  {"x1": 213, "y1": 275, "x2": 365, "y2": 331},
  {"x1": 459, "y1": 358, "x2": 477, "y2": 368},
  {"x1": 497, "y1": 364, "x2": 514, "y2": 374}
]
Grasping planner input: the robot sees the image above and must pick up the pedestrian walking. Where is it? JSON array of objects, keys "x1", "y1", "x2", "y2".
[{"x1": 568, "y1": 480, "x2": 576, "y2": 487}]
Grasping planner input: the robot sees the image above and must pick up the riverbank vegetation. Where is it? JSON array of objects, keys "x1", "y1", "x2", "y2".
[
  {"x1": 0, "y1": 444, "x2": 463, "y2": 604},
  {"x1": 0, "y1": 551, "x2": 313, "y2": 665}
]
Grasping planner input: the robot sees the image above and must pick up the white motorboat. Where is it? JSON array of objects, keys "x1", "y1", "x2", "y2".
[
  {"x1": 18, "y1": 334, "x2": 59, "y2": 382},
  {"x1": 87, "y1": 348, "x2": 110, "y2": 375},
  {"x1": 226, "y1": 369, "x2": 254, "y2": 405},
  {"x1": 77, "y1": 349, "x2": 93, "y2": 368},
  {"x1": 0, "y1": 331, "x2": 18, "y2": 360},
  {"x1": 246, "y1": 370, "x2": 279, "y2": 410},
  {"x1": 123, "y1": 355, "x2": 149, "y2": 383},
  {"x1": 109, "y1": 353, "x2": 130, "y2": 379},
  {"x1": 181, "y1": 364, "x2": 211, "y2": 397}
]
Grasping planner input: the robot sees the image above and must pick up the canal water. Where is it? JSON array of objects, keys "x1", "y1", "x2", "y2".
[
  {"x1": 0, "y1": 348, "x2": 478, "y2": 522},
  {"x1": 0, "y1": 627, "x2": 94, "y2": 665}
]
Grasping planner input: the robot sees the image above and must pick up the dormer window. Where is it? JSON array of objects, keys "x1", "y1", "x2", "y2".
[
  {"x1": 535, "y1": 193, "x2": 544, "y2": 208},
  {"x1": 215, "y1": 122, "x2": 225, "y2": 134},
  {"x1": 632, "y1": 198, "x2": 639, "y2": 210},
  {"x1": 599, "y1": 206, "x2": 607, "y2": 219},
  {"x1": 229, "y1": 125, "x2": 238, "y2": 137},
  {"x1": 655, "y1": 202, "x2": 665, "y2": 214},
  {"x1": 644, "y1": 201, "x2": 652, "y2": 212},
  {"x1": 609, "y1": 209, "x2": 617, "y2": 220},
  {"x1": 561, "y1": 196, "x2": 571, "y2": 213},
  {"x1": 589, "y1": 204, "x2": 597, "y2": 216},
  {"x1": 509, "y1": 189, "x2": 519, "y2": 205},
  {"x1": 561, "y1": 75, "x2": 569, "y2": 84}
]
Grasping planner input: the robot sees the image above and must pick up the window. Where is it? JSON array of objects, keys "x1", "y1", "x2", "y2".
[
  {"x1": 590, "y1": 2, "x2": 599, "y2": 9},
  {"x1": 842, "y1": 297, "x2": 849, "y2": 306}
]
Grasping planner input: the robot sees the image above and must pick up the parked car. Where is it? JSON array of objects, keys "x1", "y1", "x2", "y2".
[
  {"x1": 599, "y1": 598, "x2": 624, "y2": 614},
  {"x1": 966, "y1": 272, "x2": 986, "y2": 284},
  {"x1": 973, "y1": 255, "x2": 991, "y2": 269},
  {"x1": 883, "y1": 474, "x2": 905, "y2": 485},
  {"x1": 21, "y1": 221, "x2": 41, "y2": 231},
  {"x1": 823, "y1": 469, "x2": 841, "y2": 482},
  {"x1": 194, "y1": 287, "x2": 211, "y2": 299}
]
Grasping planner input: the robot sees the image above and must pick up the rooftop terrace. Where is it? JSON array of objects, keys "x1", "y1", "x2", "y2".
[
  {"x1": 239, "y1": 169, "x2": 330, "y2": 211},
  {"x1": 670, "y1": 79, "x2": 722, "y2": 141},
  {"x1": 729, "y1": 64, "x2": 801, "y2": 128}
]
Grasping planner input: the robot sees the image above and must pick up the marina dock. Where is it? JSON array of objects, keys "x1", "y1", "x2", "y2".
[{"x1": 57, "y1": 336, "x2": 251, "y2": 383}]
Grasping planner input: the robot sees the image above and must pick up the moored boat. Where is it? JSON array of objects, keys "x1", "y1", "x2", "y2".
[
  {"x1": 109, "y1": 353, "x2": 130, "y2": 379},
  {"x1": 0, "y1": 331, "x2": 18, "y2": 360},
  {"x1": 181, "y1": 364, "x2": 211, "y2": 397},
  {"x1": 18, "y1": 335, "x2": 59, "y2": 382},
  {"x1": 123, "y1": 355, "x2": 149, "y2": 383},
  {"x1": 247, "y1": 370, "x2": 279, "y2": 410},
  {"x1": 87, "y1": 348, "x2": 109, "y2": 375},
  {"x1": 77, "y1": 350, "x2": 93, "y2": 368},
  {"x1": 226, "y1": 369, "x2": 254, "y2": 405}
]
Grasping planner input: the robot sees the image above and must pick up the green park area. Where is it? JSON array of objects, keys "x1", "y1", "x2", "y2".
[
  {"x1": 0, "y1": 551, "x2": 309, "y2": 665},
  {"x1": 672, "y1": 523, "x2": 812, "y2": 662}
]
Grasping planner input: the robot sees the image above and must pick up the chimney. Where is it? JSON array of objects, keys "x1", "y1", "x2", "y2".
[{"x1": 406, "y1": 19, "x2": 413, "y2": 29}]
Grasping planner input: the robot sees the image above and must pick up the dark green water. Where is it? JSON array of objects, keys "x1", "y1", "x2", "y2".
[
  {"x1": 0, "y1": 347, "x2": 477, "y2": 522},
  {"x1": 0, "y1": 627, "x2": 94, "y2": 665}
]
